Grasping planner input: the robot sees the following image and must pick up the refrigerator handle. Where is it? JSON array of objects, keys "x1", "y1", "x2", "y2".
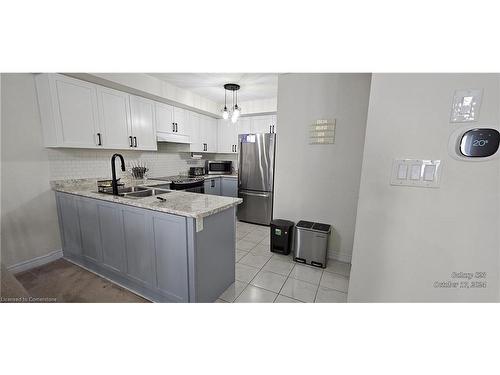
[{"x1": 239, "y1": 191, "x2": 270, "y2": 198}]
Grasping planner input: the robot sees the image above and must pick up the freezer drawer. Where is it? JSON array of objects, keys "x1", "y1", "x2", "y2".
[{"x1": 237, "y1": 190, "x2": 273, "y2": 226}]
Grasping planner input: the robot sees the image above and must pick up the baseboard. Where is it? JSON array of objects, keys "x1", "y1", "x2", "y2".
[
  {"x1": 7, "y1": 249, "x2": 63, "y2": 274},
  {"x1": 328, "y1": 250, "x2": 352, "y2": 264}
]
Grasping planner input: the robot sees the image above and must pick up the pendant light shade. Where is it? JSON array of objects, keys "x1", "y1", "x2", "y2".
[{"x1": 222, "y1": 83, "x2": 241, "y2": 123}]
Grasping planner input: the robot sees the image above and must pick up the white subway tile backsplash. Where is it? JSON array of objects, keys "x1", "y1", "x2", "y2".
[{"x1": 47, "y1": 143, "x2": 237, "y2": 180}]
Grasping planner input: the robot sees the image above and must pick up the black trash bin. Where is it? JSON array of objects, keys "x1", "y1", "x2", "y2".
[{"x1": 270, "y1": 219, "x2": 295, "y2": 255}]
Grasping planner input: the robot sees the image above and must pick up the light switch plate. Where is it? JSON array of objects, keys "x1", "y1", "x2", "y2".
[
  {"x1": 450, "y1": 89, "x2": 482, "y2": 123},
  {"x1": 391, "y1": 159, "x2": 441, "y2": 188}
]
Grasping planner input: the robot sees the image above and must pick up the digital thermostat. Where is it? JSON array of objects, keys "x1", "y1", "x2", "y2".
[{"x1": 459, "y1": 128, "x2": 500, "y2": 158}]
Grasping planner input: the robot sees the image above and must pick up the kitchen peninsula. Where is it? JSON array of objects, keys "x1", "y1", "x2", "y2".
[{"x1": 51, "y1": 178, "x2": 242, "y2": 302}]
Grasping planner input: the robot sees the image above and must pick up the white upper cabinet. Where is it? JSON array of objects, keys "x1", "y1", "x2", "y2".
[
  {"x1": 218, "y1": 119, "x2": 238, "y2": 153},
  {"x1": 36, "y1": 73, "x2": 101, "y2": 148},
  {"x1": 155, "y1": 102, "x2": 175, "y2": 133},
  {"x1": 36, "y1": 74, "x2": 158, "y2": 151},
  {"x1": 237, "y1": 117, "x2": 253, "y2": 135},
  {"x1": 189, "y1": 112, "x2": 203, "y2": 152},
  {"x1": 129, "y1": 96, "x2": 157, "y2": 151},
  {"x1": 251, "y1": 115, "x2": 275, "y2": 133},
  {"x1": 204, "y1": 116, "x2": 218, "y2": 152},
  {"x1": 173, "y1": 107, "x2": 188, "y2": 135},
  {"x1": 97, "y1": 86, "x2": 132, "y2": 149}
]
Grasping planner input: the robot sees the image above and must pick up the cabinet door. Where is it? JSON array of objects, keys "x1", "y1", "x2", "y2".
[
  {"x1": 152, "y1": 213, "x2": 189, "y2": 302},
  {"x1": 173, "y1": 107, "x2": 188, "y2": 135},
  {"x1": 77, "y1": 198, "x2": 103, "y2": 263},
  {"x1": 206, "y1": 117, "x2": 218, "y2": 152},
  {"x1": 251, "y1": 115, "x2": 273, "y2": 133},
  {"x1": 155, "y1": 102, "x2": 175, "y2": 133},
  {"x1": 50, "y1": 74, "x2": 100, "y2": 148},
  {"x1": 97, "y1": 87, "x2": 132, "y2": 149},
  {"x1": 130, "y1": 95, "x2": 158, "y2": 151},
  {"x1": 221, "y1": 178, "x2": 238, "y2": 197},
  {"x1": 56, "y1": 193, "x2": 82, "y2": 257},
  {"x1": 271, "y1": 114, "x2": 277, "y2": 133},
  {"x1": 238, "y1": 117, "x2": 253, "y2": 135},
  {"x1": 123, "y1": 207, "x2": 156, "y2": 287},
  {"x1": 204, "y1": 178, "x2": 221, "y2": 195},
  {"x1": 98, "y1": 202, "x2": 126, "y2": 273},
  {"x1": 189, "y1": 112, "x2": 203, "y2": 152},
  {"x1": 218, "y1": 119, "x2": 236, "y2": 153}
]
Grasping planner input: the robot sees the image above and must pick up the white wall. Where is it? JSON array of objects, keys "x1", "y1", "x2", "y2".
[
  {"x1": 1, "y1": 73, "x2": 62, "y2": 267},
  {"x1": 349, "y1": 74, "x2": 500, "y2": 302},
  {"x1": 273, "y1": 73, "x2": 371, "y2": 262}
]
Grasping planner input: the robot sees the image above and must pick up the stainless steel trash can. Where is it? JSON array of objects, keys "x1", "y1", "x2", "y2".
[{"x1": 293, "y1": 221, "x2": 331, "y2": 268}]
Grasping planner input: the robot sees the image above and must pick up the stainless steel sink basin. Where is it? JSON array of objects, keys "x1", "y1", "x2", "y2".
[
  {"x1": 96, "y1": 186, "x2": 171, "y2": 198},
  {"x1": 121, "y1": 188, "x2": 171, "y2": 199}
]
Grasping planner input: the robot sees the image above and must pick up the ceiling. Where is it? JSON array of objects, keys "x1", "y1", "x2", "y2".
[{"x1": 148, "y1": 73, "x2": 278, "y2": 104}]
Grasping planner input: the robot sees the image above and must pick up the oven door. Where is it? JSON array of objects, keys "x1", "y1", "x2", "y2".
[{"x1": 184, "y1": 185, "x2": 205, "y2": 194}]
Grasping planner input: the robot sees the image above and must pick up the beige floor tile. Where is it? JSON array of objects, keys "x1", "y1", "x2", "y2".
[
  {"x1": 219, "y1": 281, "x2": 248, "y2": 302},
  {"x1": 289, "y1": 264, "x2": 323, "y2": 285},
  {"x1": 239, "y1": 253, "x2": 272, "y2": 269},
  {"x1": 275, "y1": 295, "x2": 302, "y2": 303},
  {"x1": 315, "y1": 286, "x2": 347, "y2": 303},
  {"x1": 242, "y1": 231, "x2": 268, "y2": 244},
  {"x1": 236, "y1": 239, "x2": 257, "y2": 251},
  {"x1": 280, "y1": 278, "x2": 318, "y2": 303},
  {"x1": 235, "y1": 263, "x2": 260, "y2": 283},
  {"x1": 320, "y1": 272, "x2": 349, "y2": 293},
  {"x1": 250, "y1": 270, "x2": 287, "y2": 293},
  {"x1": 234, "y1": 285, "x2": 277, "y2": 303},
  {"x1": 235, "y1": 250, "x2": 248, "y2": 262},
  {"x1": 250, "y1": 243, "x2": 272, "y2": 256},
  {"x1": 325, "y1": 260, "x2": 351, "y2": 277},
  {"x1": 262, "y1": 258, "x2": 295, "y2": 276}
]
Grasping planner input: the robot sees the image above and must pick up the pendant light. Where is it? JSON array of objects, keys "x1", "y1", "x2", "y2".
[
  {"x1": 222, "y1": 89, "x2": 229, "y2": 120},
  {"x1": 222, "y1": 83, "x2": 241, "y2": 123}
]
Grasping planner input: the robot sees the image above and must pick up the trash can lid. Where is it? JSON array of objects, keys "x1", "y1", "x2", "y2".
[
  {"x1": 296, "y1": 220, "x2": 314, "y2": 229},
  {"x1": 296, "y1": 220, "x2": 331, "y2": 233},
  {"x1": 312, "y1": 223, "x2": 331, "y2": 232},
  {"x1": 271, "y1": 219, "x2": 295, "y2": 228}
]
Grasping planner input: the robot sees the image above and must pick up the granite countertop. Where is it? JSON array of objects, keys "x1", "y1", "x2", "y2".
[{"x1": 51, "y1": 178, "x2": 242, "y2": 220}]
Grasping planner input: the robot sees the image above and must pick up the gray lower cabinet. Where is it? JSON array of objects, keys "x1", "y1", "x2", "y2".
[
  {"x1": 221, "y1": 178, "x2": 238, "y2": 197},
  {"x1": 77, "y1": 198, "x2": 103, "y2": 263},
  {"x1": 98, "y1": 202, "x2": 126, "y2": 273},
  {"x1": 152, "y1": 213, "x2": 188, "y2": 302},
  {"x1": 56, "y1": 193, "x2": 82, "y2": 257},
  {"x1": 122, "y1": 206, "x2": 156, "y2": 288},
  {"x1": 204, "y1": 178, "x2": 221, "y2": 195},
  {"x1": 55, "y1": 191, "x2": 233, "y2": 302}
]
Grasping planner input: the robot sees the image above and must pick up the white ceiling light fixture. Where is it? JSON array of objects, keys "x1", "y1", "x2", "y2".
[{"x1": 222, "y1": 83, "x2": 241, "y2": 123}]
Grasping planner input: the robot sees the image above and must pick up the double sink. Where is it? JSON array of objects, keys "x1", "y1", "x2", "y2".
[{"x1": 98, "y1": 184, "x2": 172, "y2": 199}]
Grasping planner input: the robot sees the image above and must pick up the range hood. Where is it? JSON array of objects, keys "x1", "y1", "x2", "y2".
[{"x1": 156, "y1": 131, "x2": 191, "y2": 144}]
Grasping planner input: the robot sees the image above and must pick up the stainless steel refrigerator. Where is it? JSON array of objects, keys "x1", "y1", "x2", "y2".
[{"x1": 237, "y1": 133, "x2": 276, "y2": 225}]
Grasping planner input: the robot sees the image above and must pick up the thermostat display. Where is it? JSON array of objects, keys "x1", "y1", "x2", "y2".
[{"x1": 459, "y1": 128, "x2": 500, "y2": 157}]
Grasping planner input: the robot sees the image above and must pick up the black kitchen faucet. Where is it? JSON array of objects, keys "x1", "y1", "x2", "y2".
[{"x1": 111, "y1": 153, "x2": 125, "y2": 195}]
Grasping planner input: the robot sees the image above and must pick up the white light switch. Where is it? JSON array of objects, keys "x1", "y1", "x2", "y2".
[
  {"x1": 397, "y1": 164, "x2": 408, "y2": 179},
  {"x1": 391, "y1": 159, "x2": 441, "y2": 188},
  {"x1": 410, "y1": 164, "x2": 421, "y2": 180},
  {"x1": 423, "y1": 165, "x2": 436, "y2": 181}
]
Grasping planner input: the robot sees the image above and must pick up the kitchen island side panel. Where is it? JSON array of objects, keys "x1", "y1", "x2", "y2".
[{"x1": 191, "y1": 207, "x2": 236, "y2": 302}]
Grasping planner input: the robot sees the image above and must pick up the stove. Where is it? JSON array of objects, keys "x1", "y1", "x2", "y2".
[{"x1": 152, "y1": 176, "x2": 205, "y2": 194}]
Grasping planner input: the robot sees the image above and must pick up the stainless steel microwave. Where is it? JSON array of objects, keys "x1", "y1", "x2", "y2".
[{"x1": 205, "y1": 160, "x2": 232, "y2": 175}]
